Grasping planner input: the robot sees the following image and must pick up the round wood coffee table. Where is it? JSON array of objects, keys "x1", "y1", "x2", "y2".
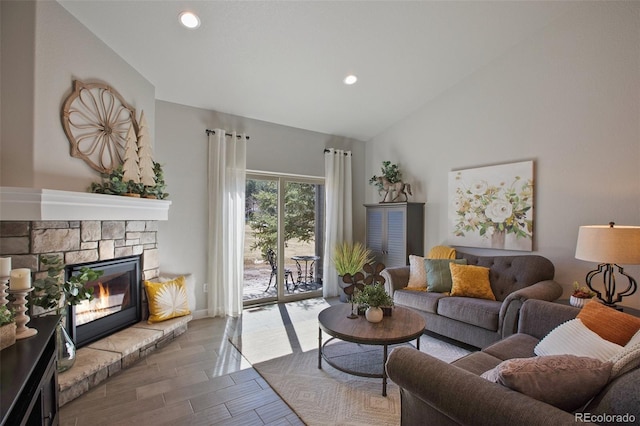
[{"x1": 318, "y1": 303, "x2": 425, "y2": 396}]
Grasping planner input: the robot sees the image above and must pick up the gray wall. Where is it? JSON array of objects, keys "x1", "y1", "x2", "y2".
[
  {"x1": 366, "y1": 1, "x2": 640, "y2": 308},
  {"x1": 155, "y1": 100, "x2": 366, "y2": 313}
]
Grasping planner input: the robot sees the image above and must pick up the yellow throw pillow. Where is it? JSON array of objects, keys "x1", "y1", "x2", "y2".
[
  {"x1": 407, "y1": 254, "x2": 428, "y2": 290},
  {"x1": 427, "y1": 245, "x2": 456, "y2": 260},
  {"x1": 577, "y1": 300, "x2": 640, "y2": 346},
  {"x1": 144, "y1": 276, "x2": 191, "y2": 323},
  {"x1": 449, "y1": 263, "x2": 496, "y2": 301}
]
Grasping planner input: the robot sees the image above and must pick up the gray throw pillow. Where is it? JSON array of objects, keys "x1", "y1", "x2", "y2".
[{"x1": 481, "y1": 355, "x2": 612, "y2": 412}]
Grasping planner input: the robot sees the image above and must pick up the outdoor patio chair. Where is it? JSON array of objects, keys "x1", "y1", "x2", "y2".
[{"x1": 266, "y1": 248, "x2": 294, "y2": 292}]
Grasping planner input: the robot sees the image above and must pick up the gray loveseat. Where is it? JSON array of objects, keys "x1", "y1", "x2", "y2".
[
  {"x1": 386, "y1": 300, "x2": 640, "y2": 425},
  {"x1": 382, "y1": 251, "x2": 563, "y2": 348}
]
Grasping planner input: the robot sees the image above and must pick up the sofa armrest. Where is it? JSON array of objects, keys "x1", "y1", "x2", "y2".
[
  {"x1": 518, "y1": 299, "x2": 580, "y2": 339},
  {"x1": 386, "y1": 347, "x2": 588, "y2": 426},
  {"x1": 498, "y1": 280, "x2": 563, "y2": 338},
  {"x1": 381, "y1": 266, "x2": 410, "y2": 296}
]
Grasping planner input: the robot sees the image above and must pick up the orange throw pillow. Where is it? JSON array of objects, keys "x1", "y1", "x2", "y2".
[{"x1": 577, "y1": 300, "x2": 640, "y2": 346}]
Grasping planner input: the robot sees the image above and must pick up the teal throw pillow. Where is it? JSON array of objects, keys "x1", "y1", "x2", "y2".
[{"x1": 424, "y1": 258, "x2": 467, "y2": 293}]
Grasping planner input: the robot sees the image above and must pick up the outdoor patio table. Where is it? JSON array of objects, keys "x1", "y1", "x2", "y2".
[{"x1": 291, "y1": 255, "x2": 320, "y2": 288}]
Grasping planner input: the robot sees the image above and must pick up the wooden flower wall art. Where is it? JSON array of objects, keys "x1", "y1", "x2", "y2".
[{"x1": 61, "y1": 80, "x2": 138, "y2": 173}]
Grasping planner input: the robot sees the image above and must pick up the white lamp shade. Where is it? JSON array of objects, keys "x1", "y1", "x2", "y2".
[{"x1": 575, "y1": 225, "x2": 640, "y2": 265}]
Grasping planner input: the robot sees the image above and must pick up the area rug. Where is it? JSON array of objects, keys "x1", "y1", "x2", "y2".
[{"x1": 230, "y1": 299, "x2": 472, "y2": 425}]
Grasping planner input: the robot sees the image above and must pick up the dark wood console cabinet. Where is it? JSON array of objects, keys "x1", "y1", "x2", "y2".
[{"x1": 1, "y1": 316, "x2": 59, "y2": 426}]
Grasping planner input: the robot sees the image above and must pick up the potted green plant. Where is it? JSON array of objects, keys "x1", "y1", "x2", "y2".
[
  {"x1": 32, "y1": 255, "x2": 103, "y2": 372},
  {"x1": 332, "y1": 242, "x2": 373, "y2": 302},
  {"x1": 332, "y1": 242, "x2": 372, "y2": 277},
  {"x1": 352, "y1": 283, "x2": 394, "y2": 323},
  {"x1": 570, "y1": 281, "x2": 596, "y2": 308},
  {"x1": 0, "y1": 305, "x2": 16, "y2": 350}
]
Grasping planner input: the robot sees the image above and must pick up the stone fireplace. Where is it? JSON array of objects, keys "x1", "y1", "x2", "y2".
[{"x1": 0, "y1": 187, "x2": 185, "y2": 406}]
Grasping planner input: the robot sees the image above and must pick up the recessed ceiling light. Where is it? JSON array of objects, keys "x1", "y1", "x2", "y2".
[
  {"x1": 179, "y1": 11, "x2": 200, "y2": 29},
  {"x1": 344, "y1": 75, "x2": 358, "y2": 85}
]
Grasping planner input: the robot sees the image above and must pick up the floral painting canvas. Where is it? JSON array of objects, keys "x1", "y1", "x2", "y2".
[{"x1": 448, "y1": 161, "x2": 534, "y2": 251}]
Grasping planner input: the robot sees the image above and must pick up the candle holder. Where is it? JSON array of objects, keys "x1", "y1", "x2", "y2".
[
  {"x1": 8, "y1": 287, "x2": 38, "y2": 339},
  {"x1": 0, "y1": 276, "x2": 8, "y2": 306}
]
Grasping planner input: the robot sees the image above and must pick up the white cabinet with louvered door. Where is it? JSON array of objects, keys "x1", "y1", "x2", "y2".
[{"x1": 365, "y1": 202, "x2": 425, "y2": 268}]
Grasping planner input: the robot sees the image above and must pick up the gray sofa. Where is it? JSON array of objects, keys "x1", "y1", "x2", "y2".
[
  {"x1": 386, "y1": 300, "x2": 640, "y2": 426},
  {"x1": 382, "y1": 251, "x2": 563, "y2": 348}
]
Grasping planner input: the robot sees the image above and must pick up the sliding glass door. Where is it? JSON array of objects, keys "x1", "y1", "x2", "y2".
[{"x1": 243, "y1": 173, "x2": 324, "y2": 305}]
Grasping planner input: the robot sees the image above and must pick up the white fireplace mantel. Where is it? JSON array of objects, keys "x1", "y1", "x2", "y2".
[{"x1": 0, "y1": 187, "x2": 171, "y2": 221}]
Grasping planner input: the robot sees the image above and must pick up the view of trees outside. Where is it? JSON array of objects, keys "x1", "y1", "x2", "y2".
[{"x1": 246, "y1": 180, "x2": 316, "y2": 258}]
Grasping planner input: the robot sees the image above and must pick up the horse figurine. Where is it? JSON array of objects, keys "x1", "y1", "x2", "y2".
[{"x1": 377, "y1": 176, "x2": 412, "y2": 203}]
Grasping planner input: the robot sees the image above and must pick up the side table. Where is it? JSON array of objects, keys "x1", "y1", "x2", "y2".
[{"x1": 556, "y1": 299, "x2": 640, "y2": 317}]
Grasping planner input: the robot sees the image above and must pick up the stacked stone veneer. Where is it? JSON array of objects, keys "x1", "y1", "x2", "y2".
[{"x1": 0, "y1": 220, "x2": 160, "y2": 283}]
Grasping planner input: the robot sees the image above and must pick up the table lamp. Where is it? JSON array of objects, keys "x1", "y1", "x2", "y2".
[{"x1": 575, "y1": 222, "x2": 640, "y2": 310}]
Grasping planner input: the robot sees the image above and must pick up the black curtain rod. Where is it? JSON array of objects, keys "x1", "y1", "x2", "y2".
[
  {"x1": 324, "y1": 149, "x2": 351, "y2": 156},
  {"x1": 206, "y1": 129, "x2": 250, "y2": 140}
]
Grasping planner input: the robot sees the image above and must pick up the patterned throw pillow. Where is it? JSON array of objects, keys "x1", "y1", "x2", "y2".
[
  {"x1": 449, "y1": 263, "x2": 496, "y2": 300},
  {"x1": 577, "y1": 300, "x2": 640, "y2": 346},
  {"x1": 144, "y1": 276, "x2": 191, "y2": 323},
  {"x1": 424, "y1": 259, "x2": 467, "y2": 293},
  {"x1": 407, "y1": 255, "x2": 428, "y2": 290},
  {"x1": 481, "y1": 355, "x2": 613, "y2": 412}
]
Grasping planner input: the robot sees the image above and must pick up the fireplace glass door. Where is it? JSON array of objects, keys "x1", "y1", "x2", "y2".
[{"x1": 66, "y1": 256, "x2": 141, "y2": 348}]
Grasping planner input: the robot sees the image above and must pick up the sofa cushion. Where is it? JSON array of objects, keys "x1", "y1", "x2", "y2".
[
  {"x1": 424, "y1": 258, "x2": 467, "y2": 292},
  {"x1": 407, "y1": 255, "x2": 428, "y2": 290},
  {"x1": 482, "y1": 333, "x2": 539, "y2": 361},
  {"x1": 449, "y1": 263, "x2": 496, "y2": 301},
  {"x1": 577, "y1": 300, "x2": 640, "y2": 346},
  {"x1": 584, "y1": 366, "x2": 640, "y2": 418},
  {"x1": 437, "y1": 297, "x2": 501, "y2": 331},
  {"x1": 393, "y1": 289, "x2": 446, "y2": 314},
  {"x1": 481, "y1": 355, "x2": 613, "y2": 412},
  {"x1": 534, "y1": 318, "x2": 622, "y2": 362}
]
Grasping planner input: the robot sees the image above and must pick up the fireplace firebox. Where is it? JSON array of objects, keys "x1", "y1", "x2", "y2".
[{"x1": 65, "y1": 256, "x2": 141, "y2": 348}]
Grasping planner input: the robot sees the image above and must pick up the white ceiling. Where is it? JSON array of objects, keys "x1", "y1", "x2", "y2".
[{"x1": 58, "y1": 1, "x2": 576, "y2": 141}]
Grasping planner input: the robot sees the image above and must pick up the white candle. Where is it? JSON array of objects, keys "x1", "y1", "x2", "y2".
[
  {"x1": 10, "y1": 268, "x2": 31, "y2": 290},
  {"x1": 0, "y1": 257, "x2": 10, "y2": 277}
]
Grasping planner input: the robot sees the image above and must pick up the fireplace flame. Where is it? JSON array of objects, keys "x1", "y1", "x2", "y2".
[
  {"x1": 75, "y1": 281, "x2": 125, "y2": 327},
  {"x1": 97, "y1": 281, "x2": 110, "y2": 308}
]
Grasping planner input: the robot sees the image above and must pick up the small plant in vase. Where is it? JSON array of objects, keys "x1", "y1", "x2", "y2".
[
  {"x1": 570, "y1": 281, "x2": 596, "y2": 308},
  {"x1": 32, "y1": 255, "x2": 103, "y2": 372},
  {"x1": 0, "y1": 305, "x2": 16, "y2": 350},
  {"x1": 353, "y1": 283, "x2": 394, "y2": 323}
]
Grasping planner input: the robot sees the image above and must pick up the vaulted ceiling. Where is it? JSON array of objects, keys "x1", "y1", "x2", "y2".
[{"x1": 59, "y1": 1, "x2": 576, "y2": 141}]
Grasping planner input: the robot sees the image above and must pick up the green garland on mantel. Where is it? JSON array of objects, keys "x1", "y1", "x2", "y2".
[{"x1": 89, "y1": 162, "x2": 169, "y2": 200}]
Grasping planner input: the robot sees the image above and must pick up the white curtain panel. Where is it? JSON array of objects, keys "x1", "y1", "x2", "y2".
[
  {"x1": 323, "y1": 149, "x2": 353, "y2": 298},
  {"x1": 207, "y1": 130, "x2": 247, "y2": 317}
]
